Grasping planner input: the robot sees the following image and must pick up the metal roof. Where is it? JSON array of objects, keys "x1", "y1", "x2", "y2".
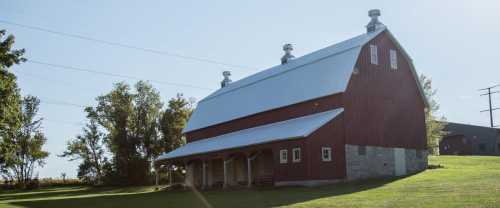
[
  {"x1": 158, "y1": 108, "x2": 343, "y2": 160},
  {"x1": 184, "y1": 27, "x2": 429, "y2": 133},
  {"x1": 183, "y1": 29, "x2": 385, "y2": 133}
]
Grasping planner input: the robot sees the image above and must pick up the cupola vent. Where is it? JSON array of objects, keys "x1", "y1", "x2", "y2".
[
  {"x1": 280, "y1": 43, "x2": 295, "y2": 64},
  {"x1": 366, "y1": 9, "x2": 385, "y2": 33},
  {"x1": 220, "y1": 71, "x2": 232, "y2": 88}
]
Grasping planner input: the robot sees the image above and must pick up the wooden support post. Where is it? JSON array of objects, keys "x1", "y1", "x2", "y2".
[
  {"x1": 247, "y1": 157, "x2": 252, "y2": 187},
  {"x1": 202, "y1": 160, "x2": 207, "y2": 189},
  {"x1": 223, "y1": 157, "x2": 234, "y2": 189},
  {"x1": 169, "y1": 166, "x2": 173, "y2": 186},
  {"x1": 223, "y1": 160, "x2": 228, "y2": 189},
  {"x1": 247, "y1": 152, "x2": 259, "y2": 188},
  {"x1": 155, "y1": 170, "x2": 159, "y2": 186},
  {"x1": 184, "y1": 162, "x2": 189, "y2": 189}
]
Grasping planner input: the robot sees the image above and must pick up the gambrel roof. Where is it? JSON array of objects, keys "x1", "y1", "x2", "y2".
[{"x1": 184, "y1": 27, "x2": 427, "y2": 133}]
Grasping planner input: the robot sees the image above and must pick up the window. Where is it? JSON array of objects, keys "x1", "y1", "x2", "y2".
[
  {"x1": 322, "y1": 147, "x2": 332, "y2": 162},
  {"x1": 279, "y1": 149, "x2": 288, "y2": 164},
  {"x1": 292, "y1": 148, "x2": 301, "y2": 163},
  {"x1": 358, "y1": 146, "x2": 367, "y2": 156},
  {"x1": 497, "y1": 143, "x2": 500, "y2": 151},
  {"x1": 370, "y1": 44, "x2": 378, "y2": 65},
  {"x1": 390, "y1": 49, "x2": 398, "y2": 70}
]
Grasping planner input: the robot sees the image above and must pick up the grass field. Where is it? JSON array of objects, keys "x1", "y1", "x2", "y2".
[{"x1": 1, "y1": 156, "x2": 500, "y2": 208}]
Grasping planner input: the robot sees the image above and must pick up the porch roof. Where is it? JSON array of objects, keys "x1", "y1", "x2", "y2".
[{"x1": 157, "y1": 108, "x2": 344, "y2": 161}]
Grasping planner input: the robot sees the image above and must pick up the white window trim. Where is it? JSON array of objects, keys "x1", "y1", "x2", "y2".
[
  {"x1": 370, "y1": 44, "x2": 378, "y2": 65},
  {"x1": 279, "y1": 149, "x2": 288, "y2": 164},
  {"x1": 390, "y1": 49, "x2": 398, "y2": 70},
  {"x1": 292, "y1": 148, "x2": 301, "y2": 163},
  {"x1": 321, "y1": 147, "x2": 332, "y2": 162}
]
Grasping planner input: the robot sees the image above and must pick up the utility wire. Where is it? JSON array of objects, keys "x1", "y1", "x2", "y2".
[
  {"x1": 26, "y1": 59, "x2": 214, "y2": 90},
  {"x1": 43, "y1": 118, "x2": 85, "y2": 127},
  {"x1": 0, "y1": 19, "x2": 256, "y2": 71},
  {"x1": 40, "y1": 100, "x2": 88, "y2": 108},
  {"x1": 14, "y1": 69, "x2": 97, "y2": 92},
  {"x1": 14, "y1": 69, "x2": 205, "y2": 105},
  {"x1": 479, "y1": 84, "x2": 500, "y2": 127}
]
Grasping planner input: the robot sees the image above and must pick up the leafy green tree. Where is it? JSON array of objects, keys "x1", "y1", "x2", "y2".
[
  {"x1": 159, "y1": 94, "x2": 193, "y2": 153},
  {"x1": 93, "y1": 82, "x2": 136, "y2": 184},
  {"x1": 131, "y1": 81, "x2": 163, "y2": 170},
  {"x1": 86, "y1": 81, "x2": 192, "y2": 185},
  {"x1": 1, "y1": 96, "x2": 49, "y2": 187},
  {"x1": 0, "y1": 30, "x2": 26, "y2": 167},
  {"x1": 92, "y1": 81, "x2": 164, "y2": 185},
  {"x1": 419, "y1": 75, "x2": 447, "y2": 155},
  {"x1": 60, "y1": 108, "x2": 107, "y2": 185}
]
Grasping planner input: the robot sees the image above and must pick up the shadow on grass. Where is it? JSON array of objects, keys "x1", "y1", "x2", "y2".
[
  {"x1": 0, "y1": 186, "x2": 151, "y2": 202},
  {"x1": 9, "y1": 176, "x2": 410, "y2": 208}
]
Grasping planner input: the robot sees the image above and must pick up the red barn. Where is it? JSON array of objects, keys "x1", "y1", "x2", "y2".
[{"x1": 156, "y1": 9, "x2": 428, "y2": 188}]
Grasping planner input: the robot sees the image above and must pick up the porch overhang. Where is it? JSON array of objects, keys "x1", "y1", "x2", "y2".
[{"x1": 156, "y1": 108, "x2": 344, "y2": 162}]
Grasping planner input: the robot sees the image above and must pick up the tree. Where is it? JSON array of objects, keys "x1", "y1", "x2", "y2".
[
  {"x1": 93, "y1": 82, "x2": 136, "y2": 184},
  {"x1": 159, "y1": 94, "x2": 193, "y2": 153},
  {"x1": 85, "y1": 81, "x2": 192, "y2": 185},
  {"x1": 60, "y1": 108, "x2": 107, "y2": 185},
  {"x1": 61, "y1": 173, "x2": 66, "y2": 183},
  {"x1": 92, "y1": 81, "x2": 164, "y2": 185},
  {"x1": 419, "y1": 75, "x2": 447, "y2": 155},
  {"x1": 131, "y1": 81, "x2": 163, "y2": 171},
  {"x1": 0, "y1": 30, "x2": 26, "y2": 168},
  {"x1": 1, "y1": 96, "x2": 49, "y2": 187}
]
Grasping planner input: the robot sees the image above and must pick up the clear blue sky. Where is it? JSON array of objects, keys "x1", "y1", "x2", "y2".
[{"x1": 1, "y1": 0, "x2": 500, "y2": 178}]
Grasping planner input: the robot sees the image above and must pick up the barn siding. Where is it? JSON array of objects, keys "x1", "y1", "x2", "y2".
[
  {"x1": 186, "y1": 93, "x2": 343, "y2": 142},
  {"x1": 166, "y1": 30, "x2": 428, "y2": 186},
  {"x1": 343, "y1": 31, "x2": 427, "y2": 150},
  {"x1": 305, "y1": 114, "x2": 346, "y2": 180},
  {"x1": 272, "y1": 115, "x2": 346, "y2": 182}
]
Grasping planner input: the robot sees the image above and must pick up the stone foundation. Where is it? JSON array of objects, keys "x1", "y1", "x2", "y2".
[{"x1": 345, "y1": 144, "x2": 427, "y2": 180}]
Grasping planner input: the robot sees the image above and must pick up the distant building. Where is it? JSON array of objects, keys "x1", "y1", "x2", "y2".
[
  {"x1": 156, "y1": 9, "x2": 429, "y2": 188},
  {"x1": 440, "y1": 122, "x2": 500, "y2": 156}
]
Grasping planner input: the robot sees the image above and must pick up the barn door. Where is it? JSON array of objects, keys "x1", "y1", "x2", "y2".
[{"x1": 394, "y1": 148, "x2": 407, "y2": 176}]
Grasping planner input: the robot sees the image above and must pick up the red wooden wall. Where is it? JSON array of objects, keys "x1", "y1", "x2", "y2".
[
  {"x1": 170, "y1": 30, "x2": 427, "y2": 183},
  {"x1": 343, "y1": 31, "x2": 427, "y2": 150},
  {"x1": 186, "y1": 93, "x2": 343, "y2": 142}
]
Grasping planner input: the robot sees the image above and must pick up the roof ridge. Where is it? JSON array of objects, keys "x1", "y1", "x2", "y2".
[
  {"x1": 200, "y1": 46, "x2": 362, "y2": 103},
  {"x1": 184, "y1": 28, "x2": 386, "y2": 133},
  {"x1": 447, "y1": 122, "x2": 499, "y2": 130},
  {"x1": 200, "y1": 30, "x2": 385, "y2": 103}
]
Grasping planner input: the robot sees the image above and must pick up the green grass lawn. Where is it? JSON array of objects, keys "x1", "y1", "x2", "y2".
[{"x1": 1, "y1": 156, "x2": 500, "y2": 208}]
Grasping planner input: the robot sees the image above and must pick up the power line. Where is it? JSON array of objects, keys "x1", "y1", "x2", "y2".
[
  {"x1": 43, "y1": 119, "x2": 85, "y2": 127},
  {"x1": 14, "y1": 70, "x2": 97, "y2": 92},
  {"x1": 0, "y1": 19, "x2": 256, "y2": 71},
  {"x1": 479, "y1": 84, "x2": 500, "y2": 127},
  {"x1": 26, "y1": 59, "x2": 214, "y2": 90},
  {"x1": 40, "y1": 100, "x2": 88, "y2": 108},
  {"x1": 14, "y1": 70, "x2": 205, "y2": 107}
]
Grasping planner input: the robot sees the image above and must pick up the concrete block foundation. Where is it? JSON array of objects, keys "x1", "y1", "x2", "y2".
[{"x1": 345, "y1": 144, "x2": 427, "y2": 180}]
